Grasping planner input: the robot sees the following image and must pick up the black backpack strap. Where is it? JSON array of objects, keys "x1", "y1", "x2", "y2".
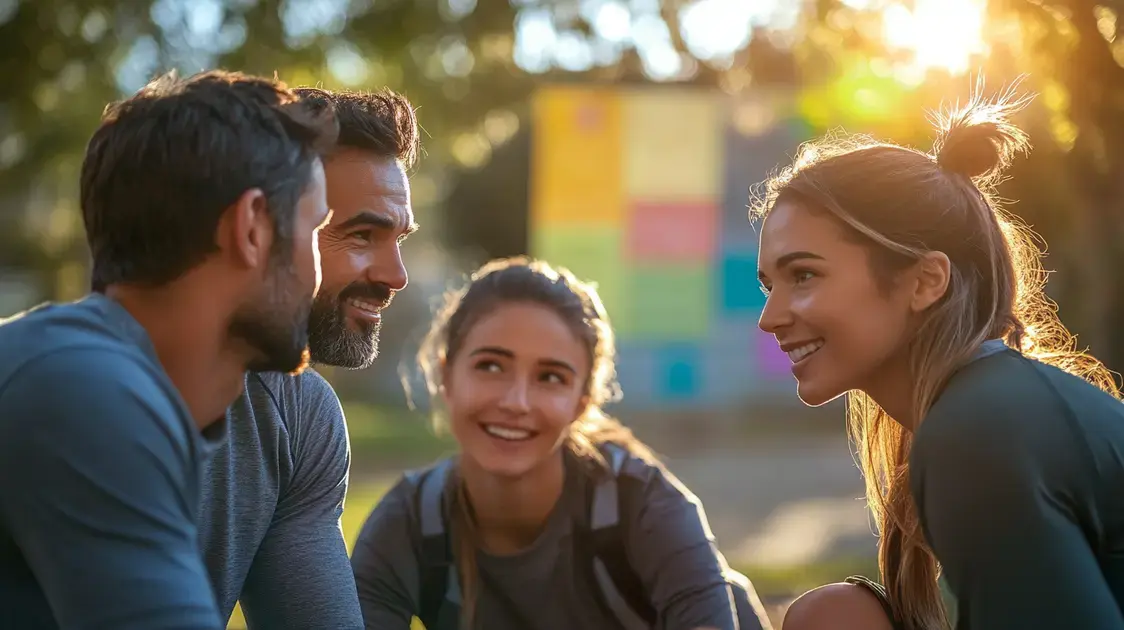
[
  {"x1": 414, "y1": 458, "x2": 461, "y2": 630},
  {"x1": 581, "y1": 444, "x2": 658, "y2": 629}
]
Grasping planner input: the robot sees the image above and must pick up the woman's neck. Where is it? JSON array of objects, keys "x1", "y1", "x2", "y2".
[
  {"x1": 460, "y1": 452, "x2": 567, "y2": 555},
  {"x1": 863, "y1": 351, "x2": 919, "y2": 430}
]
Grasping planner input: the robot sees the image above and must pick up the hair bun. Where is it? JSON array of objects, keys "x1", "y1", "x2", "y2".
[{"x1": 932, "y1": 81, "x2": 1033, "y2": 185}]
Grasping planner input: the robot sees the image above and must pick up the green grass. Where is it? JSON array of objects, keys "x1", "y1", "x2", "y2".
[
  {"x1": 227, "y1": 477, "x2": 876, "y2": 629},
  {"x1": 344, "y1": 403, "x2": 455, "y2": 473}
]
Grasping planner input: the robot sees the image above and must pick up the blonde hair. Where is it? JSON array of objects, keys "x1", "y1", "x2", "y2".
[
  {"x1": 752, "y1": 84, "x2": 1120, "y2": 629},
  {"x1": 407, "y1": 256, "x2": 654, "y2": 626}
]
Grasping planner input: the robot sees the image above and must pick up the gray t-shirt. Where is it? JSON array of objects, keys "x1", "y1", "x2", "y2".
[
  {"x1": 0, "y1": 294, "x2": 225, "y2": 629},
  {"x1": 198, "y1": 369, "x2": 363, "y2": 629},
  {"x1": 352, "y1": 449, "x2": 739, "y2": 630}
]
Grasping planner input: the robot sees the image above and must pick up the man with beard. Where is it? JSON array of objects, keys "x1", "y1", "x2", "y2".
[
  {"x1": 199, "y1": 87, "x2": 419, "y2": 629},
  {"x1": 0, "y1": 70, "x2": 337, "y2": 629}
]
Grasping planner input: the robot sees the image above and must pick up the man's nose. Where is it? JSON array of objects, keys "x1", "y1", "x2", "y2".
[{"x1": 367, "y1": 248, "x2": 408, "y2": 292}]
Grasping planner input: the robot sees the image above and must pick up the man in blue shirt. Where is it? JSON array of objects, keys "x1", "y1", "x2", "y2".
[
  {"x1": 0, "y1": 69, "x2": 337, "y2": 629},
  {"x1": 199, "y1": 87, "x2": 421, "y2": 629}
]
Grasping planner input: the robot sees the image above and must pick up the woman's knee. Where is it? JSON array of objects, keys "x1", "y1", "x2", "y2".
[{"x1": 781, "y1": 583, "x2": 895, "y2": 630}]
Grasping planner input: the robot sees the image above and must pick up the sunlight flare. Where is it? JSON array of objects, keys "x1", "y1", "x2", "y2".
[{"x1": 882, "y1": 0, "x2": 988, "y2": 75}]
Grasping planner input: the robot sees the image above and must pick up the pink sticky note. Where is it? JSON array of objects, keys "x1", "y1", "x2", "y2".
[{"x1": 626, "y1": 200, "x2": 717, "y2": 262}]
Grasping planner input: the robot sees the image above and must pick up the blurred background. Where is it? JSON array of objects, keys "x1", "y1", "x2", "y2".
[{"x1": 4, "y1": 0, "x2": 1123, "y2": 626}]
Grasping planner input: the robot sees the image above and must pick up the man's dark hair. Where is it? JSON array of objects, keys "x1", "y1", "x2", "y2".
[
  {"x1": 82, "y1": 69, "x2": 338, "y2": 291},
  {"x1": 292, "y1": 87, "x2": 420, "y2": 167}
]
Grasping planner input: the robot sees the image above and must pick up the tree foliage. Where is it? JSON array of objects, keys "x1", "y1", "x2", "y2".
[{"x1": 3, "y1": 0, "x2": 1124, "y2": 367}]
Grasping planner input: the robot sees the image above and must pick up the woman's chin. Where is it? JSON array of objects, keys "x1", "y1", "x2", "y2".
[
  {"x1": 480, "y1": 461, "x2": 532, "y2": 479},
  {"x1": 795, "y1": 379, "x2": 845, "y2": 408},
  {"x1": 464, "y1": 450, "x2": 536, "y2": 480}
]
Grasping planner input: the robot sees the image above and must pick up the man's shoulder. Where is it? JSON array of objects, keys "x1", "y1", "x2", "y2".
[
  {"x1": 240, "y1": 368, "x2": 341, "y2": 419},
  {"x1": 2, "y1": 298, "x2": 135, "y2": 363},
  {"x1": 246, "y1": 367, "x2": 335, "y2": 398},
  {"x1": 0, "y1": 335, "x2": 191, "y2": 461},
  {"x1": 0, "y1": 303, "x2": 166, "y2": 400},
  {"x1": 231, "y1": 368, "x2": 347, "y2": 465}
]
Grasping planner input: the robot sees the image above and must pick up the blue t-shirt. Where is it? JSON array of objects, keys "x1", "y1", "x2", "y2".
[{"x1": 0, "y1": 294, "x2": 225, "y2": 629}]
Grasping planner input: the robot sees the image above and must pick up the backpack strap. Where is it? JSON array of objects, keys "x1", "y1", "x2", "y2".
[
  {"x1": 583, "y1": 445, "x2": 658, "y2": 629},
  {"x1": 583, "y1": 446, "x2": 773, "y2": 630},
  {"x1": 414, "y1": 458, "x2": 461, "y2": 630}
]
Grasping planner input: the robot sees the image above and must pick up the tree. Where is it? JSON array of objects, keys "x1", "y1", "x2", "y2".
[
  {"x1": 1010, "y1": 0, "x2": 1124, "y2": 373},
  {"x1": 3, "y1": 0, "x2": 1124, "y2": 370}
]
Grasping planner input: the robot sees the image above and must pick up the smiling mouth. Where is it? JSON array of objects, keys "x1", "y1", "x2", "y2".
[
  {"x1": 481, "y1": 424, "x2": 536, "y2": 442},
  {"x1": 347, "y1": 298, "x2": 382, "y2": 315},
  {"x1": 344, "y1": 298, "x2": 385, "y2": 325},
  {"x1": 785, "y1": 340, "x2": 824, "y2": 364}
]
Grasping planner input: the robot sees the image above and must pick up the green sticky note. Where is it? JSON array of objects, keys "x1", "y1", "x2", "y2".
[
  {"x1": 531, "y1": 225, "x2": 628, "y2": 326},
  {"x1": 619, "y1": 263, "x2": 712, "y2": 341}
]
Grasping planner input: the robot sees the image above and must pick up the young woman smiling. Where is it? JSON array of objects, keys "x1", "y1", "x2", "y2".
[
  {"x1": 351, "y1": 257, "x2": 771, "y2": 630},
  {"x1": 756, "y1": 87, "x2": 1124, "y2": 630}
]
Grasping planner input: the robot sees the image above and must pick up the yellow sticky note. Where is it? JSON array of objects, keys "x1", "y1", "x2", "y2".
[
  {"x1": 622, "y1": 89, "x2": 724, "y2": 200},
  {"x1": 530, "y1": 86, "x2": 625, "y2": 225}
]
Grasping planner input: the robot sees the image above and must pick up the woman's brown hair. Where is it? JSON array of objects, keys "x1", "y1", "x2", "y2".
[{"x1": 752, "y1": 83, "x2": 1119, "y2": 629}]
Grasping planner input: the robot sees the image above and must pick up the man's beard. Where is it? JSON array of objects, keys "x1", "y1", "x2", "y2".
[
  {"x1": 229, "y1": 257, "x2": 313, "y2": 375},
  {"x1": 307, "y1": 281, "x2": 392, "y2": 369}
]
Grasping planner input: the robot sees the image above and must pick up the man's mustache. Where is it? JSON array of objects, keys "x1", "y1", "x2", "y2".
[{"x1": 337, "y1": 282, "x2": 394, "y2": 310}]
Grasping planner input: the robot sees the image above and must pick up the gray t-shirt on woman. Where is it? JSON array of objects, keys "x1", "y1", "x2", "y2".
[{"x1": 351, "y1": 448, "x2": 741, "y2": 630}]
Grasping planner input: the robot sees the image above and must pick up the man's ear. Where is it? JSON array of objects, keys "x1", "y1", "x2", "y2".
[
  {"x1": 909, "y1": 250, "x2": 951, "y2": 313},
  {"x1": 217, "y1": 188, "x2": 271, "y2": 270}
]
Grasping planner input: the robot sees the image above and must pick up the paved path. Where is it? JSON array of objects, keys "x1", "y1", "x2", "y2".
[{"x1": 659, "y1": 433, "x2": 876, "y2": 567}]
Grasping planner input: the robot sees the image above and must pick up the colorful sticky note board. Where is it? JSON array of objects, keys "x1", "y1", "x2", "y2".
[{"x1": 530, "y1": 84, "x2": 811, "y2": 406}]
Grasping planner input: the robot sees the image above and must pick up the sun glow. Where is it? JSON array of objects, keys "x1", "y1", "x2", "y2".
[{"x1": 881, "y1": 0, "x2": 989, "y2": 76}]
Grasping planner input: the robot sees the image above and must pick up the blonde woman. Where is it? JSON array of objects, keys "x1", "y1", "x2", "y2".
[
  {"x1": 755, "y1": 88, "x2": 1124, "y2": 630},
  {"x1": 351, "y1": 257, "x2": 771, "y2": 630}
]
